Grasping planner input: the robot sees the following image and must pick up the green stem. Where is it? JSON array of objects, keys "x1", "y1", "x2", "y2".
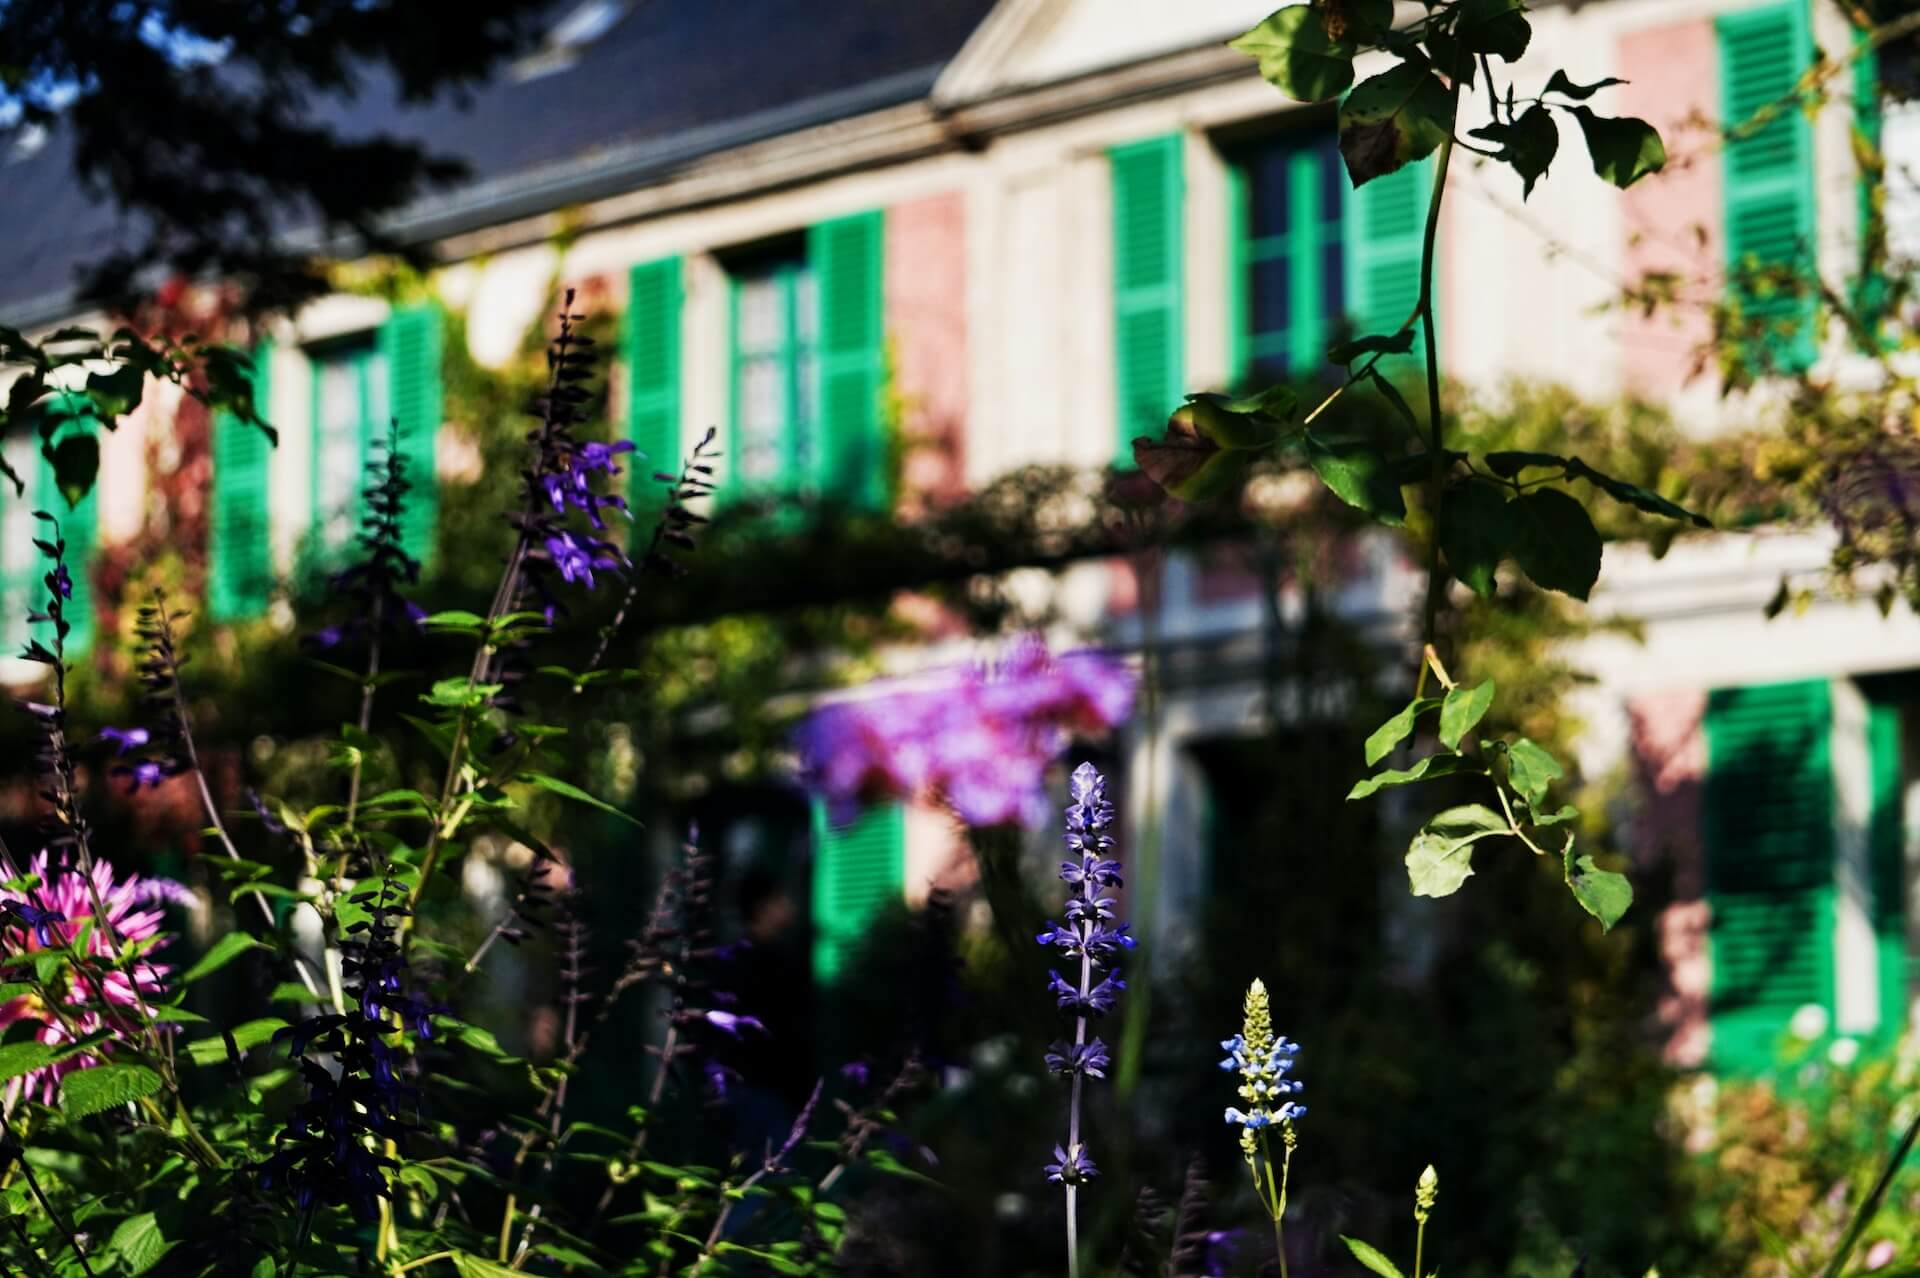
[
  {"x1": 1418, "y1": 128, "x2": 1458, "y2": 660},
  {"x1": 1414, "y1": 1217, "x2": 1428, "y2": 1278},
  {"x1": 1816, "y1": 1102, "x2": 1920, "y2": 1278}
]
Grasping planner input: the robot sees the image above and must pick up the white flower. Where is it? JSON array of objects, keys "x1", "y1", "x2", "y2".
[{"x1": 1790, "y1": 1003, "x2": 1830, "y2": 1041}]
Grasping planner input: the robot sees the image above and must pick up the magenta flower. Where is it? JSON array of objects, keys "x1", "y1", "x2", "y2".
[
  {"x1": 796, "y1": 634, "x2": 1136, "y2": 828},
  {"x1": 0, "y1": 851, "x2": 181, "y2": 1106}
]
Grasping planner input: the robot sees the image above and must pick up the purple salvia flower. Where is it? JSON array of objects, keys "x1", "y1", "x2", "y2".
[
  {"x1": 702, "y1": 1009, "x2": 765, "y2": 1038},
  {"x1": 1037, "y1": 761, "x2": 1124, "y2": 1272},
  {"x1": 98, "y1": 726, "x2": 149, "y2": 754}
]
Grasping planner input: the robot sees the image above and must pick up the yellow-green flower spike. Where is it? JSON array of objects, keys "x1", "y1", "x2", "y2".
[
  {"x1": 1414, "y1": 1164, "x2": 1438, "y2": 1223},
  {"x1": 1243, "y1": 978, "x2": 1273, "y2": 1053}
]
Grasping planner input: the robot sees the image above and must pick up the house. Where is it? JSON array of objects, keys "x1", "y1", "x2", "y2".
[{"x1": 0, "y1": 0, "x2": 1913, "y2": 1073}]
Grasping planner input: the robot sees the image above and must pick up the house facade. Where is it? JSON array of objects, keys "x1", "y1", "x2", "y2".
[{"x1": 2, "y1": 0, "x2": 1916, "y2": 1072}]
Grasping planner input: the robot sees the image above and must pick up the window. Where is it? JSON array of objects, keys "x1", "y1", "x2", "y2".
[
  {"x1": 723, "y1": 213, "x2": 887, "y2": 510},
  {"x1": 1719, "y1": 1, "x2": 1817, "y2": 372},
  {"x1": 0, "y1": 398, "x2": 99, "y2": 657},
  {"x1": 208, "y1": 343, "x2": 273, "y2": 621},
  {"x1": 730, "y1": 244, "x2": 820, "y2": 496},
  {"x1": 307, "y1": 336, "x2": 387, "y2": 565},
  {"x1": 1231, "y1": 132, "x2": 1347, "y2": 382}
]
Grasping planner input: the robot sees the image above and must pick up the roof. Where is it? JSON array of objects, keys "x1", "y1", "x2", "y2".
[{"x1": 0, "y1": 0, "x2": 999, "y2": 325}]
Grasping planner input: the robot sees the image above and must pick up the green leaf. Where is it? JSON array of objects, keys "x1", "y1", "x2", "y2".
[
  {"x1": 1468, "y1": 103, "x2": 1557, "y2": 197},
  {"x1": 1453, "y1": 0, "x2": 1530, "y2": 61},
  {"x1": 1230, "y1": 6, "x2": 1357, "y2": 102},
  {"x1": 1339, "y1": 60, "x2": 1455, "y2": 186},
  {"x1": 186, "y1": 1018, "x2": 287, "y2": 1066},
  {"x1": 1505, "y1": 737, "x2": 1564, "y2": 809},
  {"x1": 1342, "y1": 1236, "x2": 1408, "y2": 1278},
  {"x1": 1133, "y1": 410, "x2": 1258, "y2": 504},
  {"x1": 1327, "y1": 328, "x2": 1415, "y2": 365},
  {"x1": 426, "y1": 677, "x2": 501, "y2": 710},
  {"x1": 180, "y1": 932, "x2": 264, "y2": 985},
  {"x1": 1347, "y1": 753, "x2": 1486, "y2": 800},
  {"x1": 1320, "y1": 0, "x2": 1394, "y2": 42},
  {"x1": 1532, "y1": 804, "x2": 1579, "y2": 827},
  {"x1": 1438, "y1": 680, "x2": 1495, "y2": 750},
  {"x1": 1406, "y1": 804, "x2": 1510, "y2": 899},
  {"x1": 1543, "y1": 70, "x2": 1626, "y2": 101},
  {"x1": 60, "y1": 1063, "x2": 163, "y2": 1117},
  {"x1": 1568, "y1": 106, "x2": 1666, "y2": 189},
  {"x1": 109, "y1": 1212, "x2": 174, "y2": 1276},
  {"x1": 518, "y1": 773, "x2": 641, "y2": 825},
  {"x1": 1174, "y1": 395, "x2": 1286, "y2": 449},
  {"x1": 0, "y1": 981, "x2": 35, "y2": 1003},
  {"x1": 1509, "y1": 488, "x2": 1601, "y2": 600},
  {"x1": 1365, "y1": 697, "x2": 1442, "y2": 766},
  {"x1": 1564, "y1": 842, "x2": 1633, "y2": 930},
  {"x1": 86, "y1": 361, "x2": 146, "y2": 420},
  {"x1": 1564, "y1": 457, "x2": 1711, "y2": 528},
  {"x1": 1305, "y1": 433, "x2": 1406, "y2": 525},
  {"x1": 47, "y1": 432, "x2": 98, "y2": 509},
  {"x1": 1438, "y1": 480, "x2": 1513, "y2": 596},
  {"x1": 1483, "y1": 449, "x2": 1565, "y2": 477},
  {"x1": 452, "y1": 1255, "x2": 525, "y2": 1278},
  {"x1": 0, "y1": 1041, "x2": 61, "y2": 1083}
]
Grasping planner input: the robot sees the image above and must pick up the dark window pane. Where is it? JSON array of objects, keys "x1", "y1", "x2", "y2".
[
  {"x1": 1247, "y1": 147, "x2": 1291, "y2": 239},
  {"x1": 1319, "y1": 142, "x2": 1345, "y2": 221},
  {"x1": 1252, "y1": 352, "x2": 1291, "y2": 383},
  {"x1": 1251, "y1": 256, "x2": 1291, "y2": 339}
]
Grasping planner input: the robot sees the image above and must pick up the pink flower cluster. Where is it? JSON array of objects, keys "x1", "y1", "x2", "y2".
[
  {"x1": 797, "y1": 635, "x2": 1137, "y2": 829},
  {"x1": 0, "y1": 851, "x2": 185, "y2": 1107}
]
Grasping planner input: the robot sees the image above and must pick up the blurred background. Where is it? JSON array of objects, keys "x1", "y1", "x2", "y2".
[{"x1": 6, "y1": 1, "x2": 1920, "y2": 1274}]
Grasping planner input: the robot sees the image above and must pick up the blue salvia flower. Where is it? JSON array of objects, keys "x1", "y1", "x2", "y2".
[
  {"x1": 1223, "y1": 979, "x2": 1304, "y2": 1270},
  {"x1": 1037, "y1": 761, "x2": 1130, "y2": 1277}
]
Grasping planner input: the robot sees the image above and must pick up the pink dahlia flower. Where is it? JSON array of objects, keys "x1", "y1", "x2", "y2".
[
  {"x1": 0, "y1": 851, "x2": 183, "y2": 1106},
  {"x1": 797, "y1": 634, "x2": 1137, "y2": 829}
]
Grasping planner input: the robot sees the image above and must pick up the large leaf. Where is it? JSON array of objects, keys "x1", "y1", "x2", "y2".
[
  {"x1": 1568, "y1": 107, "x2": 1666, "y2": 189},
  {"x1": 1438, "y1": 479, "x2": 1512, "y2": 596},
  {"x1": 1453, "y1": 0, "x2": 1531, "y2": 61},
  {"x1": 109, "y1": 1212, "x2": 175, "y2": 1277},
  {"x1": 180, "y1": 932, "x2": 264, "y2": 985},
  {"x1": 0, "y1": 1041, "x2": 61, "y2": 1083},
  {"x1": 1230, "y1": 6, "x2": 1357, "y2": 102},
  {"x1": 186, "y1": 1018, "x2": 288, "y2": 1067},
  {"x1": 1565, "y1": 842, "x2": 1633, "y2": 930},
  {"x1": 1339, "y1": 61, "x2": 1455, "y2": 185},
  {"x1": 1305, "y1": 433, "x2": 1407, "y2": 525},
  {"x1": 1364, "y1": 696, "x2": 1442, "y2": 766},
  {"x1": 1347, "y1": 753, "x2": 1485, "y2": 800},
  {"x1": 60, "y1": 1062, "x2": 163, "y2": 1117},
  {"x1": 452, "y1": 1255, "x2": 525, "y2": 1278},
  {"x1": 1438, "y1": 680, "x2": 1495, "y2": 750},
  {"x1": 47, "y1": 432, "x2": 99, "y2": 508},
  {"x1": 1176, "y1": 394, "x2": 1289, "y2": 448},
  {"x1": 1509, "y1": 488, "x2": 1601, "y2": 599},
  {"x1": 1407, "y1": 804, "x2": 1510, "y2": 898},
  {"x1": 1318, "y1": 0, "x2": 1394, "y2": 42},
  {"x1": 1468, "y1": 103, "x2": 1557, "y2": 197},
  {"x1": 1133, "y1": 410, "x2": 1257, "y2": 504}
]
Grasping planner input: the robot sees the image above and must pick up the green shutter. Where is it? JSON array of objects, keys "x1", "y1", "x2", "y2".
[
  {"x1": 378, "y1": 304, "x2": 443, "y2": 564},
  {"x1": 1868, "y1": 699, "x2": 1906, "y2": 1042},
  {"x1": 1705, "y1": 678, "x2": 1835, "y2": 1072},
  {"x1": 810, "y1": 212, "x2": 887, "y2": 509},
  {"x1": 1111, "y1": 134, "x2": 1185, "y2": 465},
  {"x1": 20, "y1": 399, "x2": 100, "y2": 657},
  {"x1": 625, "y1": 256, "x2": 683, "y2": 523},
  {"x1": 1347, "y1": 157, "x2": 1434, "y2": 373},
  {"x1": 1720, "y1": 1, "x2": 1816, "y2": 372},
  {"x1": 209, "y1": 343, "x2": 274, "y2": 621},
  {"x1": 810, "y1": 800, "x2": 904, "y2": 984}
]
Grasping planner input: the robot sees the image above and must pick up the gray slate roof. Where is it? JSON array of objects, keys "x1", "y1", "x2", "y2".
[{"x1": 0, "y1": 0, "x2": 997, "y2": 323}]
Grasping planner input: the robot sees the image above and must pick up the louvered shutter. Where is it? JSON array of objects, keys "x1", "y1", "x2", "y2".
[
  {"x1": 810, "y1": 800, "x2": 904, "y2": 985},
  {"x1": 1867, "y1": 700, "x2": 1906, "y2": 1039},
  {"x1": 49, "y1": 440, "x2": 97, "y2": 658},
  {"x1": 209, "y1": 343, "x2": 274, "y2": 621},
  {"x1": 1111, "y1": 134, "x2": 1185, "y2": 466},
  {"x1": 1347, "y1": 158, "x2": 1433, "y2": 374},
  {"x1": 1719, "y1": 2, "x2": 1816, "y2": 372},
  {"x1": 811, "y1": 212, "x2": 887, "y2": 510},
  {"x1": 1704, "y1": 679, "x2": 1834, "y2": 1072},
  {"x1": 625, "y1": 257, "x2": 683, "y2": 525},
  {"x1": 378, "y1": 304, "x2": 443, "y2": 564}
]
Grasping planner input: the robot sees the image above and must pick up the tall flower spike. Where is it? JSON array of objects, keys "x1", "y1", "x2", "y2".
[
  {"x1": 1037, "y1": 762, "x2": 1130, "y2": 1278},
  {"x1": 1222, "y1": 977, "x2": 1304, "y2": 1276}
]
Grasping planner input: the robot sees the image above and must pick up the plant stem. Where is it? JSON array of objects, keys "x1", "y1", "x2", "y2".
[
  {"x1": 16, "y1": 1152, "x2": 93, "y2": 1277},
  {"x1": 392, "y1": 1252, "x2": 455, "y2": 1275},
  {"x1": 1415, "y1": 1216, "x2": 1428, "y2": 1278},
  {"x1": 1417, "y1": 129, "x2": 1458, "y2": 662},
  {"x1": 1816, "y1": 1101, "x2": 1920, "y2": 1278}
]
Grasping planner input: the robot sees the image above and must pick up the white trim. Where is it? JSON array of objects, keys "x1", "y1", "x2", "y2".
[{"x1": 1831, "y1": 677, "x2": 1881, "y2": 1036}]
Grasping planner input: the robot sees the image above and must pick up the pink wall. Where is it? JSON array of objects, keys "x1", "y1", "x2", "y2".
[
  {"x1": 1618, "y1": 19, "x2": 1723, "y2": 401},
  {"x1": 884, "y1": 192, "x2": 969, "y2": 512},
  {"x1": 1627, "y1": 688, "x2": 1711, "y2": 1067}
]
